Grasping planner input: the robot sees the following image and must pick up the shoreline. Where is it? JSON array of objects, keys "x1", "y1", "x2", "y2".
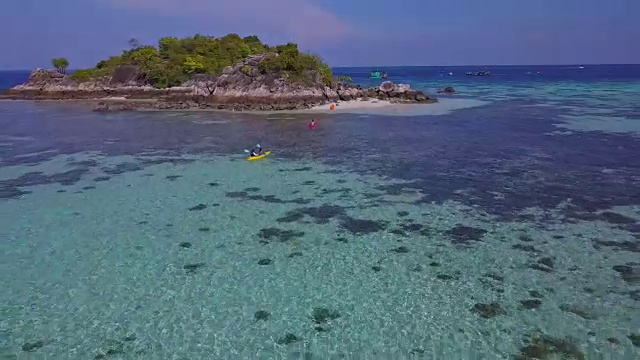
[{"x1": 0, "y1": 96, "x2": 487, "y2": 116}]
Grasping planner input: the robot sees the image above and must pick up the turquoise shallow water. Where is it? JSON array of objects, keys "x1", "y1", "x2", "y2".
[
  {"x1": 1, "y1": 153, "x2": 639, "y2": 359},
  {"x1": 1, "y1": 65, "x2": 640, "y2": 359}
]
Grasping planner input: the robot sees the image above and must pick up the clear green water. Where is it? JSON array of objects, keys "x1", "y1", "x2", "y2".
[{"x1": 1, "y1": 152, "x2": 638, "y2": 359}]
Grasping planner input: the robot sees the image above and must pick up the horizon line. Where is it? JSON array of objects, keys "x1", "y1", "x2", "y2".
[{"x1": 1, "y1": 63, "x2": 639, "y2": 72}]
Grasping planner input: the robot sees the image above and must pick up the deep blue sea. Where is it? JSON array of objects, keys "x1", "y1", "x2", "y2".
[{"x1": 1, "y1": 65, "x2": 639, "y2": 359}]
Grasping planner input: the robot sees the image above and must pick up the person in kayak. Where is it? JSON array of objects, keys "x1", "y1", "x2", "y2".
[
  {"x1": 250, "y1": 144, "x2": 264, "y2": 157},
  {"x1": 309, "y1": 119, "x2": 317, "y2": 129}
]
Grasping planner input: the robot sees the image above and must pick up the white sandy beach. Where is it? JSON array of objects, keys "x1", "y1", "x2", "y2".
[{"x1": 300, "y1": 97, "x2": 490, "y2": 116}]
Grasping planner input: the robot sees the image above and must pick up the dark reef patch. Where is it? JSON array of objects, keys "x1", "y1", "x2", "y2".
[
  {"x1": 257, "y1": 227, "x2": 305, "y2": 243},
  {"x1": 391, "y1": 246, "x2": 410, "y2": 253},
  {"x1": 529, "y1": 257, "x2": 555, "y2": 273},
  {"x1": 516, "y1": 334, "x2": 585, "y2": 360},
  {"x1": 139, "y1": 157, "x2": 196, "y2": 166},
  {"x1": 226, "y1": 191, "x2": 310, "y2": 205},
  {"x1": 559, "y1": 304, "x2": 598, "y2": 320},
  {"x1": 22, "y1": 340, "x2": 45, "y2": 352},
  {"x1": 276, "y1": 204, "x2": 346, "y2": 224},
  {"x1": 279, "y1": 166, "x2": 312, "y2": 172},
  {"x1": 311, "y1": 307, "x2": 341, "y2": 324},
  {"x1": 340, "y1": 217, "x2": 387, "y2": 235},
  {"x1": 102, "y1": 162, "x2": 144, "y2": 175},
  {"x1": 183, "y1": 263, "x2": 205, "y2": 274},
  {"x1": 188, "y1": 203, "x2": 207, "y2": 211},
  {"x1": 254, "y1": 310, "x2": 271, "y2": 321},
  {"x1": 612, "y1": 263, "x2": 640, "y2": 283},
  {"x1": 520, "y1": 299, "x2": 542, "y2": 309},
  {"x1": 512, "y1": 244, "x2": 541, "y2": 253},
  {"x1": 593, "y1": 239, "x2": 639, "y2": 253},
  {"x1": 471, "y1": 302, "x2": 506, "y2": 319},
  {"x1": 67, "y1": 159, "x2": 99, "y2": 167},
  {"x1": 276, "y1": 333, "x2": 301, "y2": 345},
  {"x1": 445, "y1": 225, "x2": 488, "y2": 246},
  {"x1": 1, "y1": 168, "x2": 90, "y2": 199}
]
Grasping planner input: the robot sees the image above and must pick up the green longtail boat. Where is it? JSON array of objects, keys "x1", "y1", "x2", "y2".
[{"x1": 370, "y1": 70, "x2": 388, "y2": 79}]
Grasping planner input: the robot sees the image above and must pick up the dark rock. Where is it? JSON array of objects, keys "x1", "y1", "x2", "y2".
[
  {"x1": 183, "y1": 263, "x2": 205, "y2": 273},
  {"x1": 519, "y1": 234, "x2": 535, "y2": 242},
  {"x1": 437, "y1": 86, "x2": 456, "y2": 94},
  {"x1": 612, "y1": 264, "x2": 640, "y2": 283},
  {"x1": 391, "y1": 246, "x2": 410, "y2": 253},
  {"x1": 446, "y1": 225, "x2": 487, "y2": 245},
  {"x1": 529, "y1": 290, "x2": 544, "y2": 298},
  {"x1": 340, "y1": 217, "x2": 386, "y2": 235},
  {"x1": 593, "y1": 239, "x2": 639, "y2": 253},
  {"x1": 520, "y1": 299, "x2": 542, "y2": 309},
  {"x1": 22, "y1": 340, "x2": 45, "y2": 352},
  {"x1": 471, "y1": 302, "x2": 506, "y2": 318},
  {"x1": 311, "y1": 307, "x2": 341, "y2": 324},
  {"x1": 188, "y1": 203, "x2": 207, "y2": 211},
  {"x1": 512, "y1": 244, "x2": 541, "y2": 253},
  {"x1": 516, "y1": 334, "x2": 585, "y2": 360},
  {"x1": 257, "y1": 227, "x2": 305, "y2": 243},
  {"x1": 254, "y1": 310, "x2": 271, "y2": 321},
  {"x1": 538, "y1": 257, "x2": 554, "y2": 268},
  {"x1": 559, "y1": 304, "x2": 597, "y2": 320},
  {"x1": 436, "y1": 273, "x2": 458, "y2": 280},
  {"x1": 276, "y1": 333, "x2": 300, "y2": 345}
]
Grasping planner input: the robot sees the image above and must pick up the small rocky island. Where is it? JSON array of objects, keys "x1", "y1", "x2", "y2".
[{"x1": 2, "y1": 34, "x2": 437, "y2": 111}]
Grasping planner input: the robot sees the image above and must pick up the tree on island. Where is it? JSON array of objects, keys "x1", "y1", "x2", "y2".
[
  {"x1": 128, "y1": 38, "x2": 141, "y2": 50},
  {"x1": 70, "y1": 33, "x2": 334, "y2": 88},
  {"x1": 51, "y1": 58, "x2": 69, "y2": 74}
]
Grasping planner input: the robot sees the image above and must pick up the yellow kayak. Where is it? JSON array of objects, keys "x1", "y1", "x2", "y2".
[{"x1": 247, "y1": 150, "x2": 271, "y2": 161}]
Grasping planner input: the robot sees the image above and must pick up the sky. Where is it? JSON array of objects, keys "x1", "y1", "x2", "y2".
[{"x1": 1, "y1": 0, "x2": 639, "y2": 69}]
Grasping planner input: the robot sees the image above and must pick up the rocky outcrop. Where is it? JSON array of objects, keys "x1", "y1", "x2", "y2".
[
  {"x1": 3, "y1": 67, "x2": 190, "y2": 100},
  {"x1": 2, "y1": 53, "x2": 438, "y2": 111},
  {"x1": 437, "y1": 86, "x2": 456, "y2": 94}
]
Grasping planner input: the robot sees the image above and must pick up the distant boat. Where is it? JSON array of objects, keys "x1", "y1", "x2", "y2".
[
  {"x1": 465, "y1": 70, "x2": 491, "y2": 76},
  {"x1": 370, "y1": 70, "x2": 389, "y2": 79}
]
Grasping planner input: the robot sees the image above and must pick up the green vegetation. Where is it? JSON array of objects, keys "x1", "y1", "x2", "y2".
[
  {"x1": 333, "y1": 75, "x2": 353, "y2": 83},
  {"x1": 51, "y1": 58, "x2": 69, "y2": 74},
  {"x1": 69, "y1": 34, "x2": 334, "y2": 88}
]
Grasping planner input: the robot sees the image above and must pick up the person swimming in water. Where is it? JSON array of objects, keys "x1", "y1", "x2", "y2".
[{"x1": 309, "y1": 119, "x2": 317, "y2": 129}]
